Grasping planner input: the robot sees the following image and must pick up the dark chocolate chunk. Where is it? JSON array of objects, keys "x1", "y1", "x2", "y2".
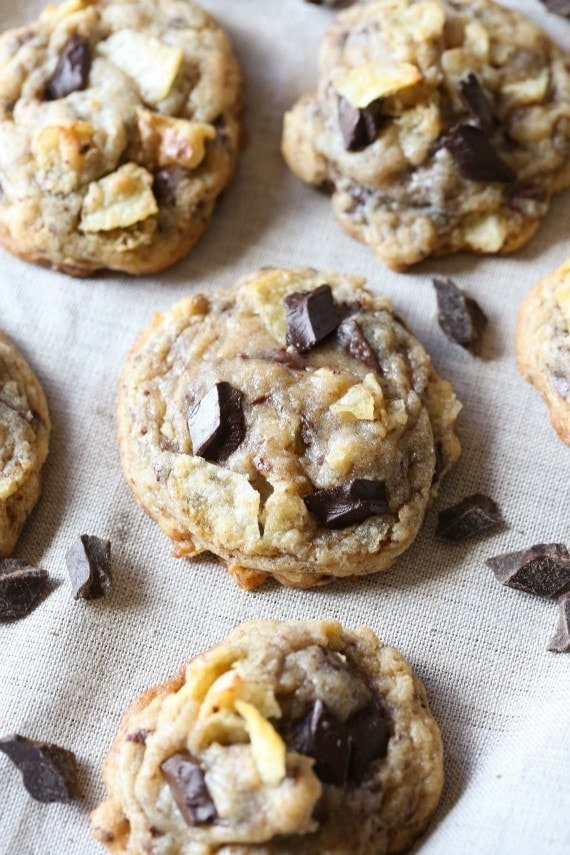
[
  {"x1": 540, "y1": 0, "x2": 570, "y2": 17},
  {"x1": 290, "y1": 700, "x2": 352, "y2": 785},
  {"x1": 304, "y1": 479, "x2": 388, "y2": 529},
  {"x1": 65, "y1": 535, "x2": 111, "y2": 600},
  {"x1": 551, "y1": 371, "x2": 570, "y2": 400},
  {"x1": 486, "y1": 543, "x2": 570, "y2": 598},
  {"x1": 346, "y1": 704, "x2": 390, "y2": 781},
  {"x1": 152, "y1": 167, "x2": 186, "y2": 205},
  {"x1": 45, "y1": 33, "x2": 91, "y2": 101},
  {"x1": 161, "y1": 752, "x2": 217, "y2": 825},
  {"x1": 338, "y1": 95, "x2": 386, "y2": 152},
  {"x1": 337, "y1": 318, "x2": 382, "y2": 373},
  {"x1": 0, "y1": 559, "x2": 50, "y2": 620},
  {"x1": 433, "y1": 277, "x2": 488, "y2": 353},
  {"x1": 284, "y1": 285, "x2": 341, "y2": 353},
  {"x1": 457, "y1": 74, "x2": 498, "y2": 136},
  {"x1": 0, "y1": 734, "x2": 79, "y2": 802},
  {"x1": 443, "y1": 124, "x2": 516, "y2": 183},
  {"x1": 188, "y1": 382, "x2": 245, "y2": 462},
  {"x1": 547, "y1": 592, "x2": 570, "y2": 653},
  {"x1": 436, "y1": 493, "x2": 503, "y2": 542}
]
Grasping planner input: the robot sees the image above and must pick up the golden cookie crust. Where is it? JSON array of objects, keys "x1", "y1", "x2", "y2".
[
  {"x1": 91, "y1": 619, "x2": 444, "y2": 855},
  {"x1": 0, "y1": 0, "x2": 242, "y2": 276}
]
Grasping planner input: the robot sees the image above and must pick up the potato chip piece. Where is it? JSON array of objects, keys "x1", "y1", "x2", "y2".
[
  {"x1": 97, "y1": 30, "x2": 183, "y2": 105},
  {"x1": 33, "y1": 122, "x2": 97, "y2": 193},
  {"x1": 234, "y1": 700, "x2": 286, "y2": 787},
  {"x1": 245, "y1": 269, "x2": 325, "y2": 344},
  {"x1": 330, "y1": 373, "x2": 384, "y2": 421},
  {"x1": 335, "y1": 62, "x2": 422, "y2": 109},
  {"x1": 135, "y1": 109, "x2": 216, "y2": 170},
  {"x1": 80, "y1": 163, "x2": 158, "y2": 232},
  {"x1": 503, "y1": 70, "x2": 549, "y2": 106},
  {"x1": 463, "y1": 213, "x2": 508, "y2": 252}
]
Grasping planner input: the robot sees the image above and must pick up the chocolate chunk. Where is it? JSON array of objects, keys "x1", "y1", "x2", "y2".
[
  {"x1": 547, "y1": 593, "x2": 570, "y2": 652},
  {"x1": 436, "y1": 493, "x2": 503, "y2": 542},
  {"x1": 457, "y1": 74, "x2": 498, "y2": 136},
  {"x1": 346, "y1": 704, "x2": 390, "y2": 781},
  {"x1": 0, "y1": 734, "x2": 79, "y2": 802},
  {"x1": 443, "y1": 124, "x2": 516, "y2": 183},
  {"x1": 0, "y1": 559, "x2": 50, "y2": 620},
  {"x1": 291, "y1": 700, "x2": 352, "y2": 785},
  {"x1": 433, "y1": 277, "x2": 488, "y2": 353},
  {"x1": 284, "y1": 285, "x2": 341, "y2": 353},
  {"x1": 304, "y1": 479, "x2": 387, "y2": 529},
  {"x1": 45, "y1": 33, "x2": 91, "y2": 101},
  {"x1": 66, "y1": 535, "x2": 111, "y2": 600},
  {"x1": 152, "y1": 167, "x2": 185, "y2": 205},
  {"x1": 188, "y1": 382, "x2": 245, "y2": 462},
  {"x1": 337, "y1": 318, "x2": 382, "y2": 373},
  {"x1": 551, "y1": 371, "x2": 570, "y2": 399},
  {"x1": 161, "y1": 752, "x2": 217, "y2": 825},
  {"x1": 540, "y1": 0, "x2": 570, "y2": 17},
  {"x1": 486, "y1": 543, "x2": 570, "y2": 598},
  {"x1": 338, "y1": 96, "x2": 386, "y2": 151}
]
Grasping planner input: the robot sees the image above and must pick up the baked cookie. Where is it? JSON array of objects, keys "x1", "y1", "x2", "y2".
[
  {"x1": 0, "y1": 332, "x2": 50, "y2": 558},
  {"x1": 516, "y1": 259, "x2": 570, "y2": 446},
  {"x1": 117, "y1": 267, "x2": 461, "y2": 589},
  {"x1": 91, "y1": 619, "x2": 444, "y2": 854},
  {"x1": 282, "y1": 0, "x2": 570, "y2": 270},
  {"x1": 0, "y1": 0, "x2": 241, "y2": 276}
]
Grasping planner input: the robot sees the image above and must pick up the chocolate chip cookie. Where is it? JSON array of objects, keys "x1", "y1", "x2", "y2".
[
  {"x1": 0, "y1": 332, "x2": 50, "y2": 559},
  {"x1": 282, "y1": 0, "x2": 570, "y2": 270},
  {"x1": 0, "y1": 0, "x2": 241, "y2": 275},
  {"x1": 91, "y1": 619, "x2": 444, "y2": 854},
  {"x1": 516, "y1": 260, "x2": 570, "y2": 446},
  {"x1": 117, "y1": 267, "x2": 461, "y2": 589}
]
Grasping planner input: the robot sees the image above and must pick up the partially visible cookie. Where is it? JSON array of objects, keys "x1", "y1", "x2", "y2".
[
  {"x1": 516, "y1": 260, "x2": 570, "y2": 446},
  {"x1": 0, "y1": 332, "x2": 50, "y2": 558},
  {"x1": 117, "y1": 267, "x2": 461, "y2": 589},
  {"x1": 0, "y1": 0, "x2": 242, "y2": 276},
  {"x1": 282, "y1": 0, "x2": 570, "y2": 270},
  {"x1": 91, "y1": 619, "x2": 444, "y2": 854}
]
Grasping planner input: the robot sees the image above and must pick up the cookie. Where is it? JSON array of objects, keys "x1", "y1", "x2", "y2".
[
  {"x1": 0, "y1": 0, "x2": 241, "y2": 276},
  {"x1": 282, "y1": 0, "x2": 570, "y2": 270},
  {"x1": 91, "y1": 619, "x2": 444, "y2": 854},
  {"x1": 0, "y1": 332, "x2": 50, "y2": 559},
  {"x1": 516, "y1": 260, "x2": 570, "y2": 446},
  {"x1": 117, "y1": 267, "x2": 461, "y2": 589}
]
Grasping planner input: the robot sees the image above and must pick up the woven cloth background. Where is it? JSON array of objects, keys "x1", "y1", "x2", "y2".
[{"x1": 0, "y1": 1, "x2": 569, "y2": 853}]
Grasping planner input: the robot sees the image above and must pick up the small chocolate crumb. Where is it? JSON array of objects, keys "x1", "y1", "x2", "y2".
[
  {"x1": 45, "y1": 33, "x2": 91, "y2": 101},
  {"x1": 0, "y1": 559, "x2": 50, "y2": 621},
  {"x1": 547, "y1": 592, "x2": 570, "y2": 652},
  {"x1": 304, "y1": 479, "x2": 387, "y2": 529},
  {"x1": 337, "y1": 318, "x2": 382, "y2": 373},
  {"x1": 161, "y1": 752, "x2": 217, "y2": 825},
  {"x1": 436, "y1": 494, "x2": 503, "y2": 542},
  {"x1": 346, "y1": 703, "x2": 390, "y2": 781},
  {"x1": 443, "y1": 124, "x2": 516, "y2": 183},
  {"x1": 433, "y1": 277, "x2": 488, "y2": 353},
  {"x1": 305, "y1": 0, "x2": 354, "y2": 7},
  {"x1": 486, "y1": 543, "x2": 570, "y2": 598},
  {"x1": 457, "y1": 74, "x2": 498, "y2": 136},
  {"x1": 188, "y1": 382, "x2": 245, "y2": 462},
  {"x1": 126, "y1": 729, "x2": 149, "y2": 745},
  {"x1": 540, "y1": 0, "x2": 570, "y2": 17},
  {"x1": 290, "y1": 700, "x2": 352, "y2": 785},
  {"x1": 284, "y1": 285, "x2": 341, "y2": 353},
  {"x1": 338, "y1": 96, "x2": 386, "y2": 151},
  {"x1": 66, "y1": 535, "x2": 111, "y2": 600},
  {"x1": 0, "y1": 734, "x2": 79, "y2": 802}
]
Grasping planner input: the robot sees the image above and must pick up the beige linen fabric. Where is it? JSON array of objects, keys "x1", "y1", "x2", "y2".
[{"x1": 0, "y1": 1, "x2": 568, "y2": 853}]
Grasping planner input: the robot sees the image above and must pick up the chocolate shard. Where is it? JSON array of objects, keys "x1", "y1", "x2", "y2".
[
  {"x1": 436, "y1": 493, "x2": 503, "y2": 542},
  {"x1": 486, "y1": 543, "x2": 570, "y2": 599},
  {"x1": 188, "y1": 382, "x2": 245, "y2": 462},
  {"x1": 338, "y1": 95, "x2": 386, "y2": 152},
  {"x1": 152, "y1": 167, "x2": 186, "y2": 205},
  {"x1": 304, "y1": 479, "x2": 388, "y2": 529},
  {"x1": 0, "y1": 734, "x2": 79, "y2": 802},
  {"x1": 346, "y1": 703, "x2": 390, "y2": 781},
  {"x1": 0, "y1": 559, "x2": 50, "y2": 621},
  {"x1": 65, "y1": 535, "x2": 111, "y2": 600},
  {"x1": 433, "y1": 277, "x2": 488, "y2": 353},
  {"x1": 540, "y1": 0, "x2": 570, "y2": 17},
  {"x1": 45, "y1": 33, "x2": 91, "y2": 101},
  {"x1": 290, "y1": 699, "x2": 352, "y2": 785},
  {"x1": 547, "y1": 592, "x2": 570, "y2": 653},
  {"x1": 443, "y1": 124, "x2": 516, "y2": 183},
  {"x1": 337, "y1": 318, "x2": 382, "y2": 373},
  {"x1": 161, "y1": 752, "x2": 217, "y2": 825},
  {"x1": 284, "y1": 285, "x2": 341, "y2": 353},
  {"x1": 457, "y1": 74, "x2": 498, "y2": 136}
]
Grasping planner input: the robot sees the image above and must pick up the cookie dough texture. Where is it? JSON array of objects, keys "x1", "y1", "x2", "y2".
[
  {"x1": 282, "y1": 0, "x2": 570, "y2": 270},
  {"x1": 117, "y1": 268, "x2": 461, "y2": 589},
  {"x1": 91, "y1": 619, "x2": 444, "y2": 854},
  {"x1": 0, "y1": 0, "x2": 242, "y2": 275},
  {"x1": 517, "y1": 259, "x2": 570, "y2": 445},
  {"x1": 0, "y1": 332, "x2": 50, "y2": 558}
]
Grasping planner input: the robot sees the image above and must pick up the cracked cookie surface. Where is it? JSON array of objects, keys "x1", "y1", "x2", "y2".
[
  {"x1": 91, "y1": 619, "x2": 444, "y2": 855},
  {"x1": 0, "y1": 0, "x2": 241, "y2": 275},
  {"x1": 282, "y1": 0, "x2": 570, "y2": 270},
  {"x1": 117, "y1": 267, "x2": 461, "y2": 588}
]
